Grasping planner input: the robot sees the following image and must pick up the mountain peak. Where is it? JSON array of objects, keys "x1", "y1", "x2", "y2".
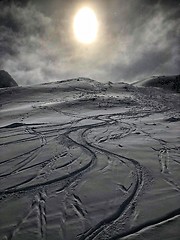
[{"x1": 0, "y1": 70, "x2": 18, "y2": 88}]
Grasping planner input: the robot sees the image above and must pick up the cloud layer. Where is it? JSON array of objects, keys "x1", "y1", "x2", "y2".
[{"x1": 0, "y1": 0, "x2": 179, "y2": 85}]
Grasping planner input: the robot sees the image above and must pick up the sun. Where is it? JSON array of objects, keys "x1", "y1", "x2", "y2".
[{"x1": 73, "y1": 7, "x2": 98, "y2": 44}]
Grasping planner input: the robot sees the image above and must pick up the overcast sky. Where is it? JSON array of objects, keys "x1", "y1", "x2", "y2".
[{"x1": 0, "y1": 0, "x2": 179, "y2": 85}]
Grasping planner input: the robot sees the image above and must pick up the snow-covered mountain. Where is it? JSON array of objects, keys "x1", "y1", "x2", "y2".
[{"x1": 133, "y1": 75, "x2": 180, "y2": 93}]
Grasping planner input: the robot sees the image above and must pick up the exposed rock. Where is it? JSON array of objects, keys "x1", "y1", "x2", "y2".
[{"x1": 0, "y1": 70, "x2": 18, "y2": 88}]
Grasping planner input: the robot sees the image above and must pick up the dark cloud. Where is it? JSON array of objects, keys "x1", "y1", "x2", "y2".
[{"x1": 0, "y1": 0, "x2": 179, "y2": 85}]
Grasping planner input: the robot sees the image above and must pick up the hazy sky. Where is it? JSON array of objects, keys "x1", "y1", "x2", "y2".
[{"x1": 0, "y1": 0, "x2": 179, "y2": 85}]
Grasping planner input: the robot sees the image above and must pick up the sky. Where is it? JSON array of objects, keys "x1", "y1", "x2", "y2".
[{"x1": 0, "y1": 0, "x2": 179, "y2": 85}]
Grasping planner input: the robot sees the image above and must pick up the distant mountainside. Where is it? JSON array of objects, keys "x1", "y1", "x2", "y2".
[
  {"x1": 133, "y1": 75, "x2": 180, "y2": 93},
  {"x1": 0, "y1": 70, "x2": 18, "y2": 88}
]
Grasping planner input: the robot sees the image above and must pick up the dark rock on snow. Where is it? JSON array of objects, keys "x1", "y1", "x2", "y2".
[{"x1": 0, "y1": 70, "x2": 18, "y2": 88}]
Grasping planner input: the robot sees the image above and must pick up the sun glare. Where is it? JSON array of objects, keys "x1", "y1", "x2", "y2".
[{"x1": 73, "y1": 7, "x2": 98, "y2": 44}]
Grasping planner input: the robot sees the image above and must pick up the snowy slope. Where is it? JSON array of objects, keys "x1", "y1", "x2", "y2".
[
  {"x1": 133, "y1": 75, "x2": 180, "y2": 93},
  {"x1": 0, "y1": 78, "x2": 179, "y2": 240}
]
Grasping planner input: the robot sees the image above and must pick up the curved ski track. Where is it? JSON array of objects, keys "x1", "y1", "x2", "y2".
[{"x1": 0, "y1": 110, "x2": 179, "y2": 240}]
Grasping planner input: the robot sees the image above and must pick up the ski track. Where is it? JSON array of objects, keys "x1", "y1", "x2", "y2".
[{"x1": 0, "y1": 101, "x2": 179, "y2": 239}]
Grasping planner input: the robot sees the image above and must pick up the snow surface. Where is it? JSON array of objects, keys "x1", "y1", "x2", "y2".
[
  {"x1": 133, "y1": 75, "x2": 180, "y2": 93},
  {"x1": 0, "y1": 78, "x2": 179, "y2": 240}
]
